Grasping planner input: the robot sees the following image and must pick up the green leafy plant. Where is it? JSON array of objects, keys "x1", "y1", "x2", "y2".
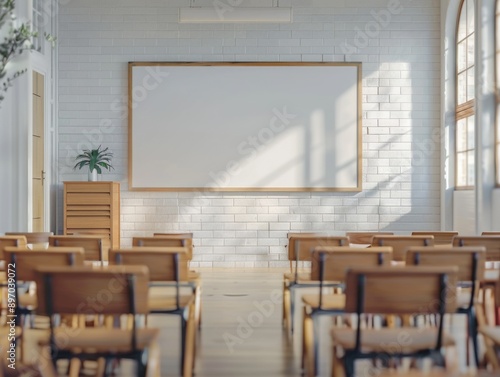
[
  {"x1": 0, "y1": 0, "x2": 56, "y2": 103},
  {"x1": 73, "y1": 145, "x2": 114, "y2": 174}
]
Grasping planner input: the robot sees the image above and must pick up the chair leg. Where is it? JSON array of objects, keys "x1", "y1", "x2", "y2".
[
  {"x1": 180, "y1": 312, "x2": 187, "y2": 376},
  {"x1": 69, "y1": 358, "x2": 83, "y2": 377},
  {"x1": 302, "y1": 308, "x2": 314, "y2": 376},
  {"x1": 137, "y1": 352, "x2": 148, "y2": 377},
  {"x1": 331, "y1": 346, "x2": 345, "y2": 377},
  {"x1": 476, "y1": 303, "x2": 500, "y2": 369},
  {"x1": 183, "y1": 304, "x2": 196, "y2": 377},
  {"x1": 343, "y1": 354, "x2": 355, "y2": 377},
  {"x1": 195, "y1": 285, "x2": 202, "y2": 331},
  {"x1": 468, "y1": 308, "x2": 480, "y2": 367},
  {"x1": 290, "y1": 286, "x2": 296, "y2": 333},
  {"x1": 283, "y1": 285, "x2": 291, "y2": 332},
  {"x1": 312, "y1": 314, "x2": 320, "y2": 377},
  {"x1": 146, "y1": 339, "x2": 162, "y2": 377}
]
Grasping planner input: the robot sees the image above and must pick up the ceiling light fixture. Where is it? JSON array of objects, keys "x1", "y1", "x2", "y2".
[{"x1": 179, "y1": 0, "x2": 292, "y2": 23}]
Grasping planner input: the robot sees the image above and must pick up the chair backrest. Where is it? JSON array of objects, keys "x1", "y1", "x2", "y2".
[
  {"x1": 411, "y1": 231, "x2": 458, "y2": 245},
  {"x1": 310, "y1": 246, "x2": 393, "y2": 282},
  {"x1": 371, "y1": 235, "x2": 434, "y2": 262},
  {"x1": 453, "y1": 236, "x2": 500, "y2": 261},
  {"x1": 49, "y1": 235, "x2": 104, "y2": 263},
  {"x1": 134, "y1": 236, "x2": 193, "y2": 260},
  {"x1": 344, "y1": 266, "x2": 458, "y2": 315},
  {"x1": 481, "y1": 232, "x2": 500, "y2": 236},
  {"x1": 346, "y1": 232, "x2": 394, "y2": 245},
  {"x1": 5, "y1": 231, "x2": 53, "y2": 246},
  {"x1": 109, "y1": 247, "x2": 189, "y2": 282},
  {"x1": 287, "y1": 235, "x2": 349, "y2": 263},
  {"x1": 344, "y1": 266, "x2": 458, "y2": 353},
  {"x1": 0, "y1": 236, "x2": 27, "y2": 259},
  {"x1": 4, "y1": 247, "x2": 85, "y2": 282},
  {"x1": 405, "y1": 246, "x2": 486, "y2": 281},
  {"x1": 35, "y1": 265, "x2": 150, "y2": 316}
]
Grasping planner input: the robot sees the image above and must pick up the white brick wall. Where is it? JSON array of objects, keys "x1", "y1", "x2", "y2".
[{"x1": 57, "y1": 0, "x2": 441, "y2": 267}]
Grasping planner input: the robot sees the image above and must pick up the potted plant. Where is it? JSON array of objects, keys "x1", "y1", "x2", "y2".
[{"x1": 73, "y1": 145, "x2": 114, "y2": 181}]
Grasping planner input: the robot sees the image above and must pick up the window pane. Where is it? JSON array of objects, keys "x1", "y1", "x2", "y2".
[
  {"x1": 458, "y1": 72, "x2": 467, "y2": 104},
  {"x1": 467, "y1": 0, "x2": 475, "y2": 35},
  {"x1": 457, "y1": 118, "x2": 467, "y2": 152},
  {"x1": 458, "y1": 2, "x2": 467, "y2": 41},
  {"x1": 457, "y1": 40, "x2": 466, "y2": 72},
  {"x1": 467, "y1": 36, "x2": 474, "y2": 67},
  {"x1": 467, "y1": 150, "x2": 475, "y2": 186},
  {"x1": 467, "y1": 115, "x2": 475, "y2": 149},
  {"x1": 467, "y1": 68, "x2": 475, "y2": 101},
  {"x1": 457, "y1": 152, "x2": 467, "y2": 186}
]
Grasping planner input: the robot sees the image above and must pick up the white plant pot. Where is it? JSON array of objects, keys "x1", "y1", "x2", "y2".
[{"x1": 88, "y1": 169, "x2": 99, "y2": 182}]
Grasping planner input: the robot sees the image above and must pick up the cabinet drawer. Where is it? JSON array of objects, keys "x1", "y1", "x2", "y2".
[
  {"x1": 67, "y1": 205, "x2": 110, "y2": 212},
  {"x1": 66, "y1": 193, "x2": 111, "y2": 205},
  {"x1": 66, "y1": 217, "x2": 111, "y2": 229},
  {"x1": 67, "y1": 210, "x2": 110, "y2": 216},
  {"x1": 65, "y1": 182, "x2": 112, "y2": 193}
]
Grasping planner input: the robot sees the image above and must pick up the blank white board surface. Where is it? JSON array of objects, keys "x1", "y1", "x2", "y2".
[{"x1": 129, "y1": 62, "x2": 362, "y2": 191}]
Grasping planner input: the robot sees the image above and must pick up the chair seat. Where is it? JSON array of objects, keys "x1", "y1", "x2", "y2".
[
  {"x1": 27, "y1": 327, "x2": 159, "y2": 353},
  {"x1": 479, "y1": 325, "x2": 500, "y2": 344},
  {"x1": 302, "y1": 293, "x2": 345, "y2": 310},
  {"x1": 148, "y1": 293, "x2": 194, "y2": 311},
  {"x1": 188, "y1": 271, "x2": 200, "y2": 280},
  {"x1": 283, "y1": 272, "x2": 312, "y2": 282},
  {"x1": 331, "y1": 327, "x2": 455, "y2": 352}
]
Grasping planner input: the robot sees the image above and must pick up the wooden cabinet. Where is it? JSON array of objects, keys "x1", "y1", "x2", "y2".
[{"x1": 63, "y1": 182, "x2": 120, "y2": 249}]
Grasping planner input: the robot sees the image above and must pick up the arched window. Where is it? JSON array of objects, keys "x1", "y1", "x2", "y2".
[{"x1": 456, "y1": 0, "x2": 475, "y2": 188}]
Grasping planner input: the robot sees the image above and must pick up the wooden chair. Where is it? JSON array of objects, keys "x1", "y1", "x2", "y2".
[
  {"x1": 301, "y1": 246, "x2": 393, "y2": 377},
  {"x1": 109, "y1": 247, "x2": 196, "y2": 376},
  {"x1": 0, "y1": 343, "x2": 58, "y2": 377},
  {"x1": 411, "y1": 231, "x2": 458, "y2": 245},
  {"x1": 345, "y1": 232, "x2": 393, "y2": 245},
  {"x1": 3, "y1": 247, "x2": 85, "y2": 320},
  {"x1": 406, "y1": 246, "x2": 486, "y2": 367},
  {"x1": 34, "y1": 265, "x2": 159, "y2": 377},
  {"x1": 48, "y1": 235, "x2": 105, "y2": 264},
  {"x1": 283, "y1": 234, "x2": 349, "y2": 334},
  {"x1": 135, "y1": 235, "x2": 202, "y2": 330},
  {"x1": 5, "y1": 232, "x2": 53, "y2": 249},
  {"x1": 0, "y1": 236, "x2": 27, "y2": 260},
  {"x1": 153, "y1": 233, "x2": 194, "y2": 261},
  {"x1": 3, "y1": 247, "x2": 85, "y2": 364},
  {"x1": 476, "y1": 267, "x2": 500, "y2": 371},
  {"x1": 371, "y1": 235, "x2": 434, "y2": 262},
  {"x1": 330, "y1": 266, "x2": 458, "y2": 377},
  {"x1": 453, "y1": 236, "x2": 500, "y2": 261}
]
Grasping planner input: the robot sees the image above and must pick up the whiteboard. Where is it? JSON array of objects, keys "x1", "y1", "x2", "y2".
[{"x1": 128, "y1": 62, "x2": 361, "y2": 192}]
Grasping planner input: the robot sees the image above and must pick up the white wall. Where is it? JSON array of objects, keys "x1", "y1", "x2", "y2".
[{"x1": 57, "y1": 0, "x2": 442, "y2": 267}]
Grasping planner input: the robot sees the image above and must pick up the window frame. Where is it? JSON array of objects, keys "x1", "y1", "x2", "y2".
[{"x1": 455, "y1": 0, "x2": 476, "y2": 190}]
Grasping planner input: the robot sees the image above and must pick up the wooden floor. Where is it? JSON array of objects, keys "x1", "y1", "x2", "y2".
[{"x1": 112, "y1": 269, "x2": 471, "y2": 377}]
